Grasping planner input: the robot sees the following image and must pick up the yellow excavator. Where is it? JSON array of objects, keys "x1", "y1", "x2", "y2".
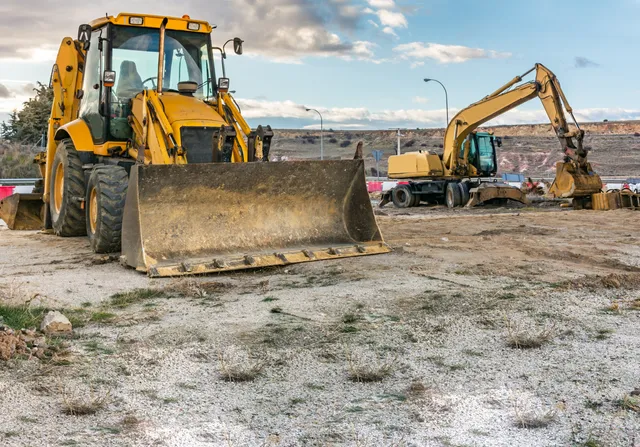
[
  {"x1": 382, "y1": 63, "x2": 602, "y2": 208},
  {"x1": 0, "y1": 13, "x2": 389, "y2": 277}
]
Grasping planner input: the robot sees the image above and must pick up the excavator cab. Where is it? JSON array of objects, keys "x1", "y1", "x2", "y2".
[{"x1": 460, "y1": 132, "x2": 499, "y2": 177}]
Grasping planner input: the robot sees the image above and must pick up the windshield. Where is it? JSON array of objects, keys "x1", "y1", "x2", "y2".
[
  {"x1": 111, "y1": 26, "x2": 212, "y2": 99},
  {"x1": 460, "y1": 134, "x2": 497, "y2": 175}
]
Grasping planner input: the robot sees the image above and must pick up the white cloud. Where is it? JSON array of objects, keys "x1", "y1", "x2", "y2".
[
  {"x1": 394, "y1": 42, "x2": 511, "y2": 64},
  {"x1": 0, "y1": 0, "x2": 373, "y2": 63},
  {"x1": 367, "y1": 19, "x2": 379, "y2": 28},
  {"x1": 382, "y1": 27, "x2": 398, "y2": 38},
  {"x1": 376, "y1": 10, "x2": 408, "y2": 28},
  {"x1": 235, "y1": 98, "x2": 640, "y2": 128},
  {"x1": 367, "y1": 0, "x2": 396, "y2": 8},
  {"x1": 412, "y1": 96, "x2": 429, "y2": 104}
]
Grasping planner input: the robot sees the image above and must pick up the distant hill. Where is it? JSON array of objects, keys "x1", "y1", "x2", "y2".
[
  {"x1": 2, "y1": 121, "x2": 639, "y2": 179},
  {"x1": 271, "y1": 121, "x2": 640, "y2": 177}
]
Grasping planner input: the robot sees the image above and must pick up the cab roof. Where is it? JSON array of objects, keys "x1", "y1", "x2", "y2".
[{"x1": 89, "y1": 13, "x2": 212, "y2": 34}]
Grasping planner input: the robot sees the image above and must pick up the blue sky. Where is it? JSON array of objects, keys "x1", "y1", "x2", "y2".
[{"x1": 1, "y1": 0, "x2": 639, "y2": 130}]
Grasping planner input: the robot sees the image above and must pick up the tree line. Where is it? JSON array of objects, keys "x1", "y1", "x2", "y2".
[{"x1": 1, "y1": 82, "x2": 53, "y2": 146}]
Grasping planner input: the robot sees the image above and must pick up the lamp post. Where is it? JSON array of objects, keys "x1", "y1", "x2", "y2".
[
  {"x1": 424, "y1": 78, "x2": 449, "y2": 127},
  {"x1": 305, "y1": 108, "x2": 324, "y2": 160}
]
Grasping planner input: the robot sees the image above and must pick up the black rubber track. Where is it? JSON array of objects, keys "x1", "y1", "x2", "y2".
[
  {"x1": 86, "y1": 165, "x2": 129, "y2": 254},
  {"x1": 50, "y1": 139, "x2": 87, "y2": 236}
]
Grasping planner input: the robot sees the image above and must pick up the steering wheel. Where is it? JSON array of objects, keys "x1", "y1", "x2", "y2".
[{"x1": 141, "y1": 77, "x2": 157, "y2": 89}]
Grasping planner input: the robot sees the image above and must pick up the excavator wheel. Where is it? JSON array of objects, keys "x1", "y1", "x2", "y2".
[
  {"x1": 411, "y1": 192, "x2": 421, "y2": 207},
  {"x1": 458, "y1": 183, "x2": 470, "y2": 206},
  {"x1": 446, "y1": 182, "x2": 462, "y2": 208},
  {"x1": 86, "y1": 165, "x2": 128, "y2": 254},
  {"x1": 50, "y1": 139, "x2": 87, "y2": 237},
  {"x1": 392, "y1": 185, "x2": 414, "y2": 208}
]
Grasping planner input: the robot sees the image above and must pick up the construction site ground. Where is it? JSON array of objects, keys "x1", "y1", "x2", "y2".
[{"x1": 1, "y1": 204, "x2": 639, "y2": 447}]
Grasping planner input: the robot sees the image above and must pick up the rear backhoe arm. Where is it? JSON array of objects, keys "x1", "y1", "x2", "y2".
[{"x1": 443, "y1": 63, "x2": 587, "y2": 175}]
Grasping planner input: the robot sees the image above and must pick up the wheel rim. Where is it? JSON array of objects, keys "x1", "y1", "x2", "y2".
[
  {"x1": 54, "y1": 163, "x2": 64, "y2": 214},
  {"x1": 397, "y1": 190, "x2": 407, "y2": 204},
  {"x1": 89, "y1": 187, "x2": 98, "y2": 234},
  {"x1": 446, "y1": 188, "x2": 453, "y2": 207}
]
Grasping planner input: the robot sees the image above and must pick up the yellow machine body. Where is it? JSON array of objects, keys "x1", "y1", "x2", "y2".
[
  {"x1": 2, "y1": 12, "x2": 389, "y2": 275},
  {"x1": 388, "y1": 152, "x2": 444, "y2": 178}
]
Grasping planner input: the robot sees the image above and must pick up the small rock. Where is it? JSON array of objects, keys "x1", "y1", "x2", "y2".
[
  {"x1": 40, "y1": 311, "x2": 72, "y2": 334},
  {"x1": 441, "y1": 237, "x2": 449, "y2": 242}
]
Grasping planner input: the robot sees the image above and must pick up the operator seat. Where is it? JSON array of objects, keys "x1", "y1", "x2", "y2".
[{"x1": 116, "y1": 60, "x2": 143, "y2": 99}]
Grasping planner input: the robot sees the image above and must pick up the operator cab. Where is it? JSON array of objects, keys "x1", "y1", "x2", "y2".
[
  {"x1": 459, "y1": 132, "x2": 500, "y2": 177},
  {"x1": 75, "y1": 14, "x2": 240, "y2": 144}
]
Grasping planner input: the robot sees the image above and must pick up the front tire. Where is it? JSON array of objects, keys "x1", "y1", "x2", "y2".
[
  {"x1": 86, "y1": 166, "x2": 128, "y2": 253},
  {"x1": 50, "y1": 139, "x2": 86, "y2": 236}
]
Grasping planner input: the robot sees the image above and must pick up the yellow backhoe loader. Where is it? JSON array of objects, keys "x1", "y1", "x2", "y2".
[
  {"x1": 381, "y1": 63, "x2": 602, "y2": 208},
  {"x1": 0, "y1": 13, "x2": 389, "y2": 277}
]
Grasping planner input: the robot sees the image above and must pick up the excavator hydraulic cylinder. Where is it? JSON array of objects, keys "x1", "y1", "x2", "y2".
[{"x1": 121, "y1": 160, "x2": 390, "y2": 277}]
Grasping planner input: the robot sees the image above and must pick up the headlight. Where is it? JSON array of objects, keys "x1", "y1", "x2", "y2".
[
  {"x1": 187, "y1": 22, "x2": 201, "y2": 31},
  {"x1": 129, "y1": 17, "x2": 144, "y2": 25}
]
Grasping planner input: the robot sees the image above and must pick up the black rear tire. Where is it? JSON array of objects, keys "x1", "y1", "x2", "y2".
[
  {"x1": 50, "y1": 139, "x2": 87, "y2": 236},
  {"x1": 458, "y1": 183, "x2": 470, "y2": 206},
  {"x1": 85, "y1": 165, "x2": 129, "y2": 254},
  {"x1": 392, "y1": 185, "x2": 414, "y2": 208},
  {"x1": 446, "y1": 182, "x2": 462, "y2": 208},
  {"x1": 411, "y1": 192, "x2": 421, "y2": 207}
]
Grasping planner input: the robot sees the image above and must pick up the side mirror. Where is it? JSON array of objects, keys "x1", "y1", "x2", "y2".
[
  {"x1": 233, "y1": 37, "x2": 244, "y2": 55},
  {"x1": 103, "y1": 70, "x2": 116, "y2": 88},
  {"x1": 495, "y1": 137, "x2": 502, "y2": 148},
  {"x1": 77, "y1": 24, "x2": 92, "y2": 50}
]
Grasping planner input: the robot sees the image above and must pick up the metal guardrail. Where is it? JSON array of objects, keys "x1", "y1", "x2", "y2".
[{"x1": 0, "y1": 178, "x2": 39, "y2": 186}]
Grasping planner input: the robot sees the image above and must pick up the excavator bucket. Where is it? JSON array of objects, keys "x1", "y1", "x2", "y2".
[
  {"x1": 465, "y1": 183, "x2": 529, "y2": 207},
  {"x1": 548, "y1": 161, "x2": 602, "y2": 198},
  {"x1": 0, "y1": 193, "x2": 44, "y2": 230},
  {"x1": 121, "y1": 160, "x2": 390, "y2": 277}
]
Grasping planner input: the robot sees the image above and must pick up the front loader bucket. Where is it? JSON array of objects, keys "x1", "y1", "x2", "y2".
[
  {"x1": 548, "y1": 161, "x2": 602, "y2": 198},
  {"x1": 465, "y1": 183, "x2": 529, "y2": 207},
  {"x1": 0, "y1": 193, "x2": 44, "y2": 230},
  {"x1": 121, "y1": 160, "x2": 390, "y2": 277}
]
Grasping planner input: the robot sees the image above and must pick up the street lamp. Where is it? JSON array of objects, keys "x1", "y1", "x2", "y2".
[
  {"x1": 305, "y1": 107, "x2": 324, "y2": 160},
  {"x1": 424, "y1": 78, "x2": 449, "y2": 127}
]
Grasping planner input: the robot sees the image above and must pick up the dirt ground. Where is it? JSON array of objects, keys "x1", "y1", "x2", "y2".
[{"x1": 1, "y1": 206, "x2": 639, "y2": 447}]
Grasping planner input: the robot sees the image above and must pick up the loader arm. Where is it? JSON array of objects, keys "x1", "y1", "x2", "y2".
[
  {"x1": 217, "y1": 91, "x2": 273, "y2": 162},
  {"x1": 128, "y1": 90, "x2": 187, "y2": 165},
  {"x1": 443, "y1": 63, "x2": 588, "y2": 176}
]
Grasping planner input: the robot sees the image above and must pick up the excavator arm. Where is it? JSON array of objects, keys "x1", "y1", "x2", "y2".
[
  {"x1": 444, "y1": 63, "x2": 588, "y2": 174},
  {"x1": 442, "y1": 63, "x2": 601, "y2": 199}
]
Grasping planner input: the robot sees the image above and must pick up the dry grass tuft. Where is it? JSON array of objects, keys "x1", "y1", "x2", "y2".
[
  {"x1": 345, "y1": 349, "x2": 397, "y2": 383},
  {"x1": 60, "y1": 386, "x2": 110, "y2": 415},
  {"x1": 616, "y1": 395, "x2": 640, "y2": 413},
  {"x1": 513, "y1": 398, "x2": 557, "y2": 429},
  {"x1": 109, "y1": 288, "x2": 166, "y2": 308},
  {"x1": 505, "y1": 318, "x2": 555, "y2": 349},
  {"x1": 166, "y1": 280, "x2": 232, "y2": 298},
  {"x1": 217, "y1": 348, "x2": 265, "y2": 382}
]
